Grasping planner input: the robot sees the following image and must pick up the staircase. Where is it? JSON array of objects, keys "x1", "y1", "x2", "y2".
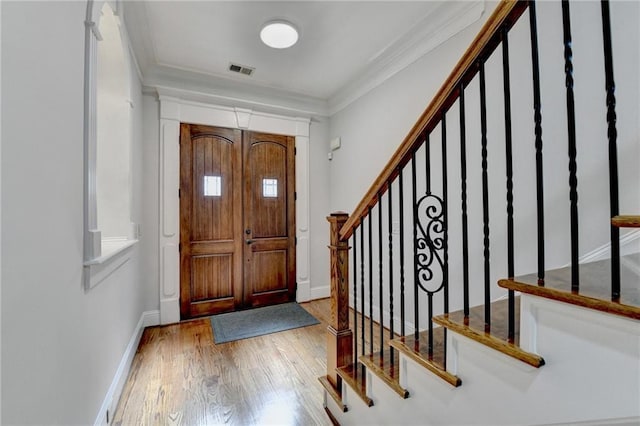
[
  {"x1": 324, "y1": 283, "x2": 639, "y2": 425},
  {"x1": 322, "y1": 255, "x2": 640, "y2": 426},
  {"x1": 319, "y1": 1, "x2": 640, "y2": 425}
]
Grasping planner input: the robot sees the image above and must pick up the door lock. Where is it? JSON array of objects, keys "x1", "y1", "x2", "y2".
[{"x1": 245, "y1": 229, "x2": 251, "y2": 235}]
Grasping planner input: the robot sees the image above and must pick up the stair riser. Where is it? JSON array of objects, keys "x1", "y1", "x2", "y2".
[{"x1": 326, "y1": 295, "x2": 640, "y2": 425}]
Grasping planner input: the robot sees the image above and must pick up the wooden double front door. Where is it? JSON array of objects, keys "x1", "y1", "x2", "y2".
[{"x1": 179, "y1": 124, "x2": 296, "y2": 319}]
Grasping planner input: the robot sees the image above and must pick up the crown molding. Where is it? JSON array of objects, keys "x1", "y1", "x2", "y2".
[
  {"x1": 144, "y1": 66, "x2": 329, "y2": 117},
  {"x1": 327, "y1": 1, "x2": 485, "y2": 116},
  {"x1": 124, "y1": 1, "x2": 485, "y2": 119}
]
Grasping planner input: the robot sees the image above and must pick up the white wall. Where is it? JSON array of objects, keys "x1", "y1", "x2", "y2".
[
  {"x1": 1, "y1": 2, "x2": 150, "y2": 424},
  {"x1": 309, "y1": 118, "x2": 331, "y2": 297},
  {"x1": 141, "y1": 94, "x2": 161, "y2": 312},
  {"x1": 328, "y1": 3, "x2": 492, "y2": 214}
]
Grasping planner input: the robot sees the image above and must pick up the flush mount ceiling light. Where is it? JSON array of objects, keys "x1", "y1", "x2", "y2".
[{"x1": 260, "y1": 20, "x2": 299, "y2": 49}]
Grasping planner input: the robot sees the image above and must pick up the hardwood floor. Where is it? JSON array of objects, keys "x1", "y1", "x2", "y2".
[{"x1": 113, "y1": 299, "x2": 333, "y2": 426}]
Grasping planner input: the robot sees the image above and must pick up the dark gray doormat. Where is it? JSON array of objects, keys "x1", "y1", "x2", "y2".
[{"x1": 210, "y1": 302, "x2": 320, "y2": 344}]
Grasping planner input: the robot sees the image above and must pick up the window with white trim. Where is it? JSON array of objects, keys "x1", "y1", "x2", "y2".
[
  {"x1": 96, "y1": 2, "x2": 132, "y2": 244},
  {"x1": 83, "y1": 1, "x2": 137, "y2": 286}
]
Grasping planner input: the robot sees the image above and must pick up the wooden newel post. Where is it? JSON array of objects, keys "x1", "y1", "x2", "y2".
[{"x1": 326, "y1": 212, "x2": 353, "y2": 390}]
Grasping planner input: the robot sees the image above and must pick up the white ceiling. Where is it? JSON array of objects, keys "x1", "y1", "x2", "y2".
[{"x1": 123, "y1": 1, "x2": 485, "y2": 116}]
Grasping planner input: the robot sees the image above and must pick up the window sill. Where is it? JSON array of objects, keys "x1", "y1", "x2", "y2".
[
  {"x1": 83, "y1": 239, "x2": 139, "y2": 290},
  {"x1": 84, "y1": 238, "x2": 139, "y2": 266}
]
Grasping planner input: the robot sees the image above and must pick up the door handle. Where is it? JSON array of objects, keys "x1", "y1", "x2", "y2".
[{"x1": 246, "y1": 239, "x2": 254, "y2": 245}]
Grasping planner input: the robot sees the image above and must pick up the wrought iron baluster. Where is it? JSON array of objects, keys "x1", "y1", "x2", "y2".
[
  {"x1": 415, "y1": 130, "x2": 445, "y2": 354},
  {"x1": 425, "y1": 133, "x2": 431, "y2": 194},
  {"x1": 480, "y1": 60, "x2": 491, "y2": 329},
  {"x1": 529, "y1": 0, "x2": 545, "y2": 286},
  {"x1": 388, "y1": 181, "x2": 394, "y2": 363},
  {"x1": 427, "y1": 293, "x2": 434, "y2": 356},
  {"x1": 441, "y1": 112, "x2": 449, "y2": 316},
  {"x1": 601, "y1": 0, "x2": 620, "y2": 300},
  {"x1": 368, "y1": 207, "x2": 374, "y2": 354},
  {"x1": 562, "y1": 0, "x2": 580, "y2": 291},
  {"x1": 441, "y1": 112, "x2": 449, "y2": 366},
  {"x1": 412, "y1": 153, "x2": 419, "y2": 340},
  {"x1": 378, "y1": 193, "x2": 384, "y2": 356},
  {"x1": 388, "y1": 180, "x2": 394, "y2": 361},
  {"x1": 360, "y1": 217, "x2": 365, "y2": 355},
  {"x1": 459, "y1": 83, "x2": 470, "y2": 318},
  {"x1": 502, "y1": 27, "x2": 515, "y2": 340},
  {"x1": 353, "y1": 228, "x2": 358, "y2": 360},
  {"x1": 399, "y1": 167, "x2": 406, "y2": 336}
]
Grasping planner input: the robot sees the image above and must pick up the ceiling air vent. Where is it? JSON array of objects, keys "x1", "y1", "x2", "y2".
[{"x1": 228, "y1": 63, "x2": 255, "y2": 76}]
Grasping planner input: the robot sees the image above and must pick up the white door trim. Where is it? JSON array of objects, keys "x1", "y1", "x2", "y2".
[{"x1": 158, "y1": 95, "x2": 311, "y2": 324}]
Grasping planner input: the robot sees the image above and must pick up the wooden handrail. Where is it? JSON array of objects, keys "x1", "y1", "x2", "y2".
[{"x1": 339, "y1": 0, "x2": 529, "y2": 241}]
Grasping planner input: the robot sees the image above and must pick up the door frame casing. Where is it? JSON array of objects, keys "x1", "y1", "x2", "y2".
[{"x1": 158, "y1": 96, "x2": 311, "y2": 324}]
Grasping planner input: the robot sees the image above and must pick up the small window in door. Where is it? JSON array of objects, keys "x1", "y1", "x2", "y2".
[
  {"x1": 262, "y1": 178, "x2": 278, "y2": 198},
  {"x1": 204, "y1": 175, "x2": 222, "y2": 197}
]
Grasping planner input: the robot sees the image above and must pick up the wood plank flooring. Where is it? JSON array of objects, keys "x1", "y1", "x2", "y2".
[{"x1": 113, "y1": 300, "x2": 332, "y2": 426}]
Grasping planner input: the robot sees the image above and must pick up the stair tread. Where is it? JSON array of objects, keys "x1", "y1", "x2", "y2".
[
  {"x1": 318, "y1": 376, "x2": 347, "y2": 412},
  {"x1": 612, "y1": 215, "x2": 640, "y2": 228},
  {"x1": 390, "y1": 327, "x2": 461, "y2": 387},
  {"x1": 336, "y1": 363, "x2": 373, "y2": 407},
  {"x1": 500, "y1": 253, "x2": 640, "y2": 320},
  {"x1": 359, "y1": 349, "x2": 409, "y2": 398},
  {"x1": 433, "y1": 298, "x2": 545, "y2": 368}
]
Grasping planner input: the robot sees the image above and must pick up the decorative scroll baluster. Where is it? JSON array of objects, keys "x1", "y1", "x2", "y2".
[
  {"x1": 368, "y1": 207, "x2": 374, "y2": 354},
  {"x1": 426, "y1": 130, "x2": 435, "y2": 356},
  {"x1": 562, "y1": 0, "x2": 580, "y2": 291},
  {"x1": 388, "y1": 180, "x2": 394, "y2": 361},
  {"x1": 412, "y1": 153, "x2": 419, "y2": 340},
  {"x1": 529, "y1": 0, "x2": 545, "y2": 286},
  {"x1": 399, "y1": 168, "x2": 406, "y2": 336},
  {"x1": 480, "y1": 60, "x2": 491, "y2": 329},
  {"x1": 360, "y1": 218, "x2": 365, "y2": 355},
  {"x1": 459, "y1": 84, "x2": 470, "y2": 319},
  {"x1": 415, "y1": 129, "x2": 445, "y2": 356},
  {"x1": 502, "y1": 27, "x2": 515, "y2": 341},
  {"x1": 378, "y1": 193, "x2": 384, "y2": 355},
  {"x1": 601, "y1": 0, "x2": 620, "y2": 300}
]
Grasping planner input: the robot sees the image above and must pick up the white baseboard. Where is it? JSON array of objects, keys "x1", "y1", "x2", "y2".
[
  {"x1": 310, "y1": 285, "x2": 330, "y2": 300},
  {"x1": 142, "y1": 310, "x2": 160, "y2": 328},
  {"x1": 563, "y1": 229, "x2": 640, "y2": 266},
  {"x1": 93, "y1": 309, "x2": 160, "y2": 426},
  {"x1": 296, "y1": 280, "x2": 312, "y2": 302},
  {"x1": 160, "y1": 297, "x2": 180, "y2": 325}
]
